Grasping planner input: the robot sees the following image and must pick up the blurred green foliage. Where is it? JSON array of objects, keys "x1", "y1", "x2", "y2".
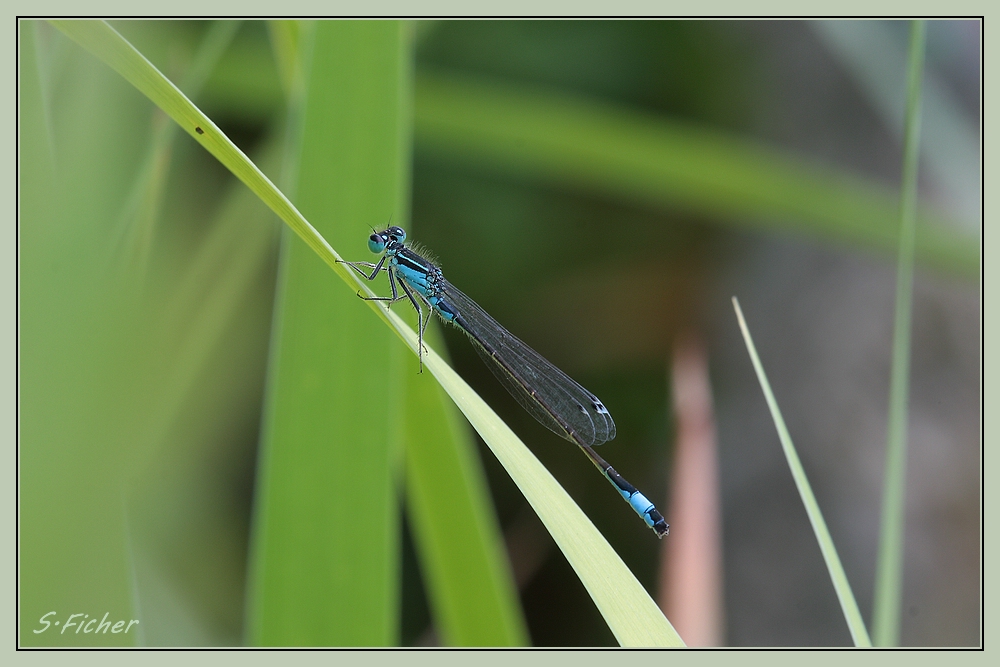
[{"x1": 19, "y1": 19, "x2": 978, "y2": 647}]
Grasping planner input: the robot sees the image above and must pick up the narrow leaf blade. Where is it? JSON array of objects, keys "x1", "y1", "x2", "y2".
[{"x1": 732, "y1": 297, "x2": 871, "y2": 647}]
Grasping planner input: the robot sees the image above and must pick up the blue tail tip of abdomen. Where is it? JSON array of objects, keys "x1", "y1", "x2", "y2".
[{"x1": 628, "y1": 491, "x2": 670, "y2": 538}]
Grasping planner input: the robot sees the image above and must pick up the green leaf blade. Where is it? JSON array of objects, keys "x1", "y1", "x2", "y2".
[
  {"x1": 388, "y1": 310, "x2": 682, "y2": 647},
  {"x1": 873, "y1": 20, "x2": 927, "y2": 648},
  {"x1": 246, "y1": 21, "x2": 408, "y2": 646},
  {"x1": 402, "y1": 332, "x2": 529, "y2": 646},
  {"x1": 732, "y1": 297, "x2": 871, "y2": 647}
]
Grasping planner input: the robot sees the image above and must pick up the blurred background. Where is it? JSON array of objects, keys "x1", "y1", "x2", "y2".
[{"x1": 20, "y1": 20, "x2": 980, "y2": 647}]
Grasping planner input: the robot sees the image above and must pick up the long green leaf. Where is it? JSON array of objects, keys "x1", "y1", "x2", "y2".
[
  {"x1": 49, "y1": 21, "x2": 340, "y2": 283},
  {"x1": 414, "y1": 70, "x2": 977, "y2": 279},
  {"x1": 402, "y1": 323, "x2": 529, "y2": 646},
  {"x1": 732, "y1": 297, "x2": 871, "y2": 647},
  {"x1": 246, "y1": 21, "x2": 405, "y2": 645},
  {"x1": 388, "y1": 308, "x2": 681, "y2": 646},
  {"x1": 873, "y1": 20, "x2": 926, "y2": 648},
  {"x1": 53, "y1": 19, "x2": 679, "y2": 647},
  {"x1": 113, "y1": 20, "x2": 241, "y2": 284}
]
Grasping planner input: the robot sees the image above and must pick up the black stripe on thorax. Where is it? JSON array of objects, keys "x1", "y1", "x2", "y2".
[{"x1": 395, "y1": 247, "x2": 437, "y2": 273}]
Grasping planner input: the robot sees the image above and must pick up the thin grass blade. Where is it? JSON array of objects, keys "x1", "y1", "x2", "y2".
[
  {"x1": 113, "y1": 20, "x2": 241, "y2": 281},
  {"x1": 732, "y1": 297, "x2": 872, "y2": 647},
  {"x1": 872, "y1": 20, "x2": 927, "y2": 648}
]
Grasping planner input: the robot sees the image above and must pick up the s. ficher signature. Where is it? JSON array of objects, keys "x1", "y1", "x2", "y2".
[{"x1": 33, "y1": 612, "x2": 139, "y2": 636}]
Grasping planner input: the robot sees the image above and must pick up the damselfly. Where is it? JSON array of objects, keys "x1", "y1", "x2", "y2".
[{"x1": 341, "y1": 226, "x2": 669, "y2": 538}]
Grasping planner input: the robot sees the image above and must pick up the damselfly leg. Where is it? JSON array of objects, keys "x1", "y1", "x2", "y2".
[{"x1": 339, "y1": 257, "x2": 430, "y2": 371}]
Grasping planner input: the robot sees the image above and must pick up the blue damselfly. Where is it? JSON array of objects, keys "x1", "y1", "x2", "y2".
[{"x1": 341, "y1": 226, "x2": 669, "y2": 538}]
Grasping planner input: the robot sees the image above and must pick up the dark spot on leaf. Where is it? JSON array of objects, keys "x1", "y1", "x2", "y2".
[{"x1": 195, "y1": 126, "x2": 204, "y2": 135}]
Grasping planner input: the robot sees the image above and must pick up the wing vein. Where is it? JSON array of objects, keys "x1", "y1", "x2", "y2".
[{"x1": 439, "y1": 279, "x2": 615, "y2": 446}]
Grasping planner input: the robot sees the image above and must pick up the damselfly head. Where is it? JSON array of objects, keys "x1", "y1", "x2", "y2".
[{"x1": 368, "y1": 226, "x2": 407, "y2": 254}]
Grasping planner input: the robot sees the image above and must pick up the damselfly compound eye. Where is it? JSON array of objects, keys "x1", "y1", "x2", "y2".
[{"x1": 368, "y1": 233, "x2": 386, "y2": 254}]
